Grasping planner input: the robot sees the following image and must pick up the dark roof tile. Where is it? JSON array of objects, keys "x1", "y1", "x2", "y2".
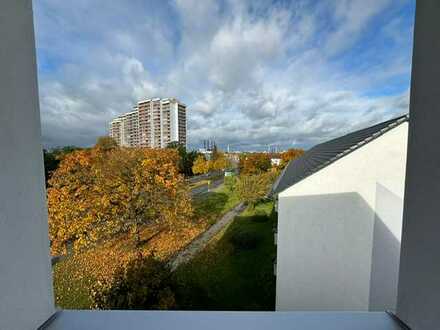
[{"x1": 271, "y1": 114, "x2": 409, "y2": 195}]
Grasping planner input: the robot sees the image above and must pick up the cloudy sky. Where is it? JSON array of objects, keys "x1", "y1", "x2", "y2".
[{"x1": 33, "y1": 0, "x2": 415, "y2": 151}]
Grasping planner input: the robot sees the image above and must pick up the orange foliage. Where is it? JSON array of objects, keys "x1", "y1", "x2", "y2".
[
  {"x1": 279, "y1": 148, "x2": 305, "y2": 169},
  {"x1": 192, "y1": 152, "x2": 230, "y2": 174},
  {"x1": 192, "y1": 155, "x2": 210, "y2": 174},
  {"x1": 211, "y1": 152, "x2": 230, "y2": 171},
  {"x1": 53, "y1": 218, "x2": 207, "y2": 308},
  {"x1": 48, "y1": 143, "x2": 193, "y2": 255},
  {"x1": 239, "y1": 153, "x2": 272, "y2": 175}
]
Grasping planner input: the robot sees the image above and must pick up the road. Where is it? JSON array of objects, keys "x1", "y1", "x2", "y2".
[
  {"x1": 187, "y1": 171, "x2": 223, "y2": 184},
  {"x1": 190, "y1": 177, "x2": 224, "y2": 196}
]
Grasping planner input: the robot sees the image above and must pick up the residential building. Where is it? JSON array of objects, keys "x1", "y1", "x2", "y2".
[
  {"x1": 272, "y1": 115, "x2": 409, "y2": 312},
  {"x1": 109, "y1": 98, "x2": 187, "y2": 148},
  {"x1": 271, "y1": 158, "x2": 281, "y2": 167},
  {"x1": 109, "y1": 117, "x2": 123, "y2": 144},
  {"x1": 109, "y1": 109, "x2": 139, "y2": 147}
]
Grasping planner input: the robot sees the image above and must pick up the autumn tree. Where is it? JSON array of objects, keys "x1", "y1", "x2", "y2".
[
  {"x1": 96, "y1": 147, "x2": 192, "y2": 246},
  {"x1": 211, "y1": 152, "x2": 231, "y2": 171},
  {"x1": 48, "y1": 140, "x2": 193, "y2": 255},
  {"x1": 279, "y1": 148, "x2": 304, "y2": 169},
  {"x1": 47, "y1": 149, "x2": 95, "y2": 254},
  {"x1": 95, "y1": 136, "x2": 118, "y2": 152},
  {"x1": 191, "y1": 151, "x2": 230, "y2": 175},
  {"x1": 239, "y1": 153, "x2": 272, "y2": 175},
  {"x1": 192, "y1": 155, "x2": 210, "y2": 175},
  {"x1": 235, "y1": 173, "x2": 275, "y2": 209}
]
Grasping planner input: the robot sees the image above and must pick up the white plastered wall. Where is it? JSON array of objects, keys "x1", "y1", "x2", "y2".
[
  {"x1": 276, "y1": 123, "x2": 408, "y2": 311},
  {"x1": 170, "y1": 101, "x2": 179, "y2": 143},
  {"x1": 0, "y1": 1, "x2": 55, "y2": 329}
]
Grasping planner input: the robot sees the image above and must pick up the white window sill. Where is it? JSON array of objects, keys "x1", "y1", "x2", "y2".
[{"x1": 41, "y1": 310, "x2": 405, "y2": 330}]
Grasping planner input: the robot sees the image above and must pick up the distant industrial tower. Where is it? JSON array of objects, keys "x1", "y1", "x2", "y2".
[
  {"x1": 202, "y1": 139, "x2": 216, "y2": 151},
  {"x1": 109, "y1": 98, "x2": 187, "y2": 148}
]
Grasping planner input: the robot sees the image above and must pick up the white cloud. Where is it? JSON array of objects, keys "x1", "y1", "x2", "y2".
[
  {"x1": 208, "y1": 15, "x2": 285, "y2": 91},
  {"x1": 324, "y1": 0, "x2": 392, "y2": 56},
  {"x1": 34, "y1": 0, "x2": 414, "y2": 151}
]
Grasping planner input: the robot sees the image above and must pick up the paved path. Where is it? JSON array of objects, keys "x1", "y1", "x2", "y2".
[{"x1": 168, "y1": 202, "x2": 246, "y2": 271}]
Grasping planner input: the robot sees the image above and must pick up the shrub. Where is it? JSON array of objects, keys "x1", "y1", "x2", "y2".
[
  {"x1": 229, "y1": 229, "x2": 262, "y2": 251},
  {"x1": 224, "y1": 176, "x2": 236, "y2": 192},
  {"x1": 92, "y1": 254, "x2": 176, "y2": 310},
  {"x1": 251, "y1": 211, "x2": 269, "y2": 223}
]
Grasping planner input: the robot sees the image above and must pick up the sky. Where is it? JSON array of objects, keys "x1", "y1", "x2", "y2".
[{"x1": 33, "y1": 0, "x2": 415, "y2": 151}]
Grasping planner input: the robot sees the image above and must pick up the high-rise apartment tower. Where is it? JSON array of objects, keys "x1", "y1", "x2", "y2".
[{"x1": 109, "y1": 98, "x2": 187, "y2": 148}]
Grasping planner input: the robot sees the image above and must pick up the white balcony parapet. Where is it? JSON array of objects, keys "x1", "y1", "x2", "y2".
[{"x1": 41, "y1": 310, "x2": 404, "y2": 330}]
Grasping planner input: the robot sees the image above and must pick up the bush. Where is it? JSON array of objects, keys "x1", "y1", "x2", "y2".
[
  {"x1": 229, "y1": 229, "x2": 262, "y2": 251},
  {"x1": 251, "y1": 211, "x2": 269, "y2": 223},
  {"x1": 92, "y1": 254, "x2": 176, "y2": 310},
  {"x1": 224, "y1": 176, "x2": 236, "y2": 192}
]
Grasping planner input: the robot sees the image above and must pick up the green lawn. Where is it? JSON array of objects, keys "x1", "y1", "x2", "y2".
[
  {"x1": 173, "y1": 200, "x2": 276, "y2": 311},
  {"x1": 192, "y1": 182, "x2": 241, "y2": 225},
  {"x1": 52, "y1": 255, "x2": 95, "y2": 309}
]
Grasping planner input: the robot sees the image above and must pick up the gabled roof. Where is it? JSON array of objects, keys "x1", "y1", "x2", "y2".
[{"x1": 271, "y1": 114, "x2": 409, "y2": 195}]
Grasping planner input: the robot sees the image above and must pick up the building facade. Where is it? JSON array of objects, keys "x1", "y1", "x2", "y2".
[
  {"x1": 273, "y1": 116, "x2": 408, "y2": 312},
  {"x1": 109, "y1": 98, "x2": 187, "y2": 148}
]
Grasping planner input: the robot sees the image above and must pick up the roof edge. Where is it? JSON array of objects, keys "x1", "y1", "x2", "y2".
[{"x1": 271, "y1": 114, "x2": 409, "y2": 196}]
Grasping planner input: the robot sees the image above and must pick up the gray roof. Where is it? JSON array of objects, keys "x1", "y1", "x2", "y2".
[{"x1": 271, "y1": 114, "x2": 409, "y2": 195}]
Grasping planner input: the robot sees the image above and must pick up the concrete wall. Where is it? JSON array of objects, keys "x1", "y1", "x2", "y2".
[
  {"x1": 369, "y1": 184, "x2": 402, "y2": 311},
  {"x1": 277, "y1": 192, "x2": 374, "y2": 310},
  {"x1": 396, "y1": 2, "x2": 440, "y2": 329},
  {"x1": 276, "y1": 123, "x2": 407, "y2": 311},
  {"x1": 0, "y1": 1, "x2": 55, "y2": 329}
]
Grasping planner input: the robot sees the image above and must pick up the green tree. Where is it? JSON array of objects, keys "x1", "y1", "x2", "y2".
[
  {"x1": 43, "y1": 149, "x2": 59, "y2": 183},
  {"x1": 236, "y1": 173, "x2": 274, "y2": 209},
  {"x1": 224, "y1": 176, "x2": 237, "y2": 192},
  {"x1": 43, "y1": 146, "x2": 81, "y2": 185},
  {"x1": 167, "y1": 142, "x2": 199, "y2": 176}
]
